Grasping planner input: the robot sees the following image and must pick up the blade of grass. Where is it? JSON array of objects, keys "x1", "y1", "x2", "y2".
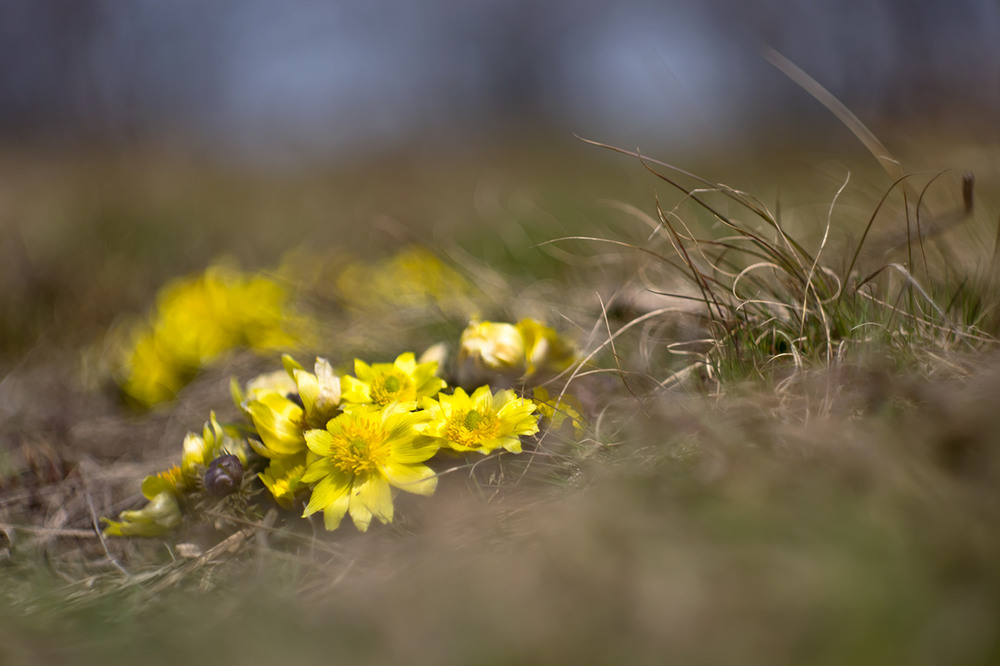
[{"x1": 762, "y1": 46, "x2": 904, "y2": 182}]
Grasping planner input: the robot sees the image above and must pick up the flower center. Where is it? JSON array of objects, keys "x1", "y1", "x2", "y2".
[
  {"x1": 157, "y1": 465, "x2": 183, "y2": 488},
  {"x1": 369, "y1": 370, "x2": 414, "y2": 405},
  {"x1": 329, "y1": 419, "x2": 389, "y2": 475},
  {"x1": 445, "y1": 409, "x2": 501, "y2": 448}
]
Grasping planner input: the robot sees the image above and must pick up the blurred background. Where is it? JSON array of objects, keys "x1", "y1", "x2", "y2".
[{"x1": 1, "y1": 0, "x2": 997, "y2": 165}]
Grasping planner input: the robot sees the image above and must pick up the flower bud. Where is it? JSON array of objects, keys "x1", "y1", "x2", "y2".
[
  {"x1": 203, "y1": 454, "x2": 244, "y2": 496},
  {"x1": 102, "y1": 491, "x2": 182, "y2": 537},
  {"x1": 457, "y1": 321, "x2": 526, "y2": 388}
]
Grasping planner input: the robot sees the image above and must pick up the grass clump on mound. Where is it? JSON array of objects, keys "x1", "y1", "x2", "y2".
[{"x1": 561, "y1": 137, "x2": 994, "y2": 397}]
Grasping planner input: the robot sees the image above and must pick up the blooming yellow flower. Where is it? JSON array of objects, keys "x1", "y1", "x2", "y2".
[
  {"x1": 340, "y1": 352, "x2": 446, "y2": 408},
  {"x1": 422, "y1": 386, "x2": 539, "y2": 454},
  {"x1": 301, "y1": 403, "x2": 439, "y2": 532}
]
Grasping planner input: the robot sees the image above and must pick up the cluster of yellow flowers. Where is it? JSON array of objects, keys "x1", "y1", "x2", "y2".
[
  {"x1": 103, "y1": 413, "x2": 249, "y2": 536},
  {"x1": 109, "y1": 264, "x2": 314, "y2": 409},
  {"x1": 103, "y1": 319, "x2": 583, "y2": 537}
]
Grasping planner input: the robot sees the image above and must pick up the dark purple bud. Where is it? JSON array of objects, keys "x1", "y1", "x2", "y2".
[{"x1": 204, "y1": 454, "x2": 244, "y2": 496}]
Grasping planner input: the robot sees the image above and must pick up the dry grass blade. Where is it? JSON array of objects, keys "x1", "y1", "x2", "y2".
[
  {"x1": 0, "y1": 524, "x2": 96, "y2": 539},
  {"x1": 577, "y1": 135, "x2": 817, "y2": 267},
  {"x1": 841, "y1": 173, "x2": 922, "y2": 289},
  {"x1": 145, "y1": 528, "x2": 256, "y2": 595},
  {"x1": 762, "y1": 46, "x2": 903, "y2": 182}
]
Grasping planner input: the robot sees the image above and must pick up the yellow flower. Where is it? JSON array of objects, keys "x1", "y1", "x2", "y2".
[
  {"x1": 281, "y1": 354, "x2": 341, "y2": 428},
  {"x1": 111, "y1": 262, "x2": 315, "y2": 408},
  {"x1": 180, "y1": 412, "x2": 248, "y2": 484},
  {"x1": 301, "y1": 403, "x2": 439, "y2": 532},
  {"x1": 516, "y1": 318, "x2": 577, "y2": 378},
  {"x1": 531, "y1": 387, "x2": 586, "y2": 438},
  {"x1": 341, "y1": 352, "x2": 446, "y2": 408},
  {"x1": 457, "y1": 321, "x2": 526, "y2": 387},
  {"x1": 230, "y1": 369, "x2": 297, "y2": 412},
  {"x1": 102, "y1": 491, "x2": 182, "y2": 537},
  {"x1": 236, "y1": 355, "x2": 343, "y2": 458},
  {"x1": 259, "y1": 452, "x2": 309, "y2": 509},
  {"x1": 456, "y1": 319, "x2": 578, "y2": 388},
  {"x1": 246, "y1": 391, "x2": 307, "y2": 459},
  {"x1": 422, "y1": 386, "x2": 539, "y2": 454},
  {"x1": 336, "y1": 246, "x2": 478, "y2": 314},
  {"x1": 103, "y1": 466, "x2": 185, "y2": 538}
]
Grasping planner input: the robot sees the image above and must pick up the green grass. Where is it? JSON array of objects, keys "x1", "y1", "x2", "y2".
[{"x1": 3, "y1": 130, "x2": 1000, "y2": 665}]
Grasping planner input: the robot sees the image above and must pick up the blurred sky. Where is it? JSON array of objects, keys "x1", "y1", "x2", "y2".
[{"x1": 0, "y1": 0, "x2": 997, "y2": 166}]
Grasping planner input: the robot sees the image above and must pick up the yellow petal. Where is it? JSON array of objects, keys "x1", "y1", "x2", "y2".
[
  {"x1": 477, "y1": 385, "x2": 500, "y2": 404},
  {"x1": 247, "y1": 398, "x2": 305, "y2": 456},
  {"x1": 281, "y1": 353, "x2": 304, "y2": 376},
  {"x1": 383, "y1": 407, "x2": 428, "y2": 439},
  {"x1": 180, "y1": 433, "x2": 208, "y2": 475},
  {"x1": 295, "y1": 368, "x2": 320, "y2": 415},
  {"x1": 303, "y1": 471, "x2": 350, "y2": 516},
  {"x1": 357, "y1": 474, "x2": 394, "y2": 525},
  {"x1": 389, "y1": 434, "x2": 440, "y2": 464},
  {"x1": 394, "y1": 352, "x2": 416, "y2": 375},
  {"x1": 501, "y1": 437, "x2": 523, "y2": 454},
  {"x1": 313, "y1": 357, "x2": 341, "y2": 409},
  {"x1": 248, "y1": 436, "x2": 279, "y2": 460},
  {"x1": 418, "y1": 342, "x2": 448, "y2": 368},
  {"x1": 323, "y1": 493, "x2": 351, "y2": 530},
  {"x1": 304, "y1": 428, "x2": 334, "y2": 456},
  {"x1": 230, "y1": 375, "x2": 247, "y2": 411},
  {"x1": 301, "y1": 458, "x2": 337, "y2": 484},
  {"x1": 353, "y1": 359, "x2": 373, "y2": 381},
  {"x1": 348, "y1": 490, "x2": 373, "y2": 532},
  {"x1": 340, "y1": 375, "x2": 371, "y2": 404},
  {"x1": 381, "y1": 462, "x2": 437, "y2": 496}
]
